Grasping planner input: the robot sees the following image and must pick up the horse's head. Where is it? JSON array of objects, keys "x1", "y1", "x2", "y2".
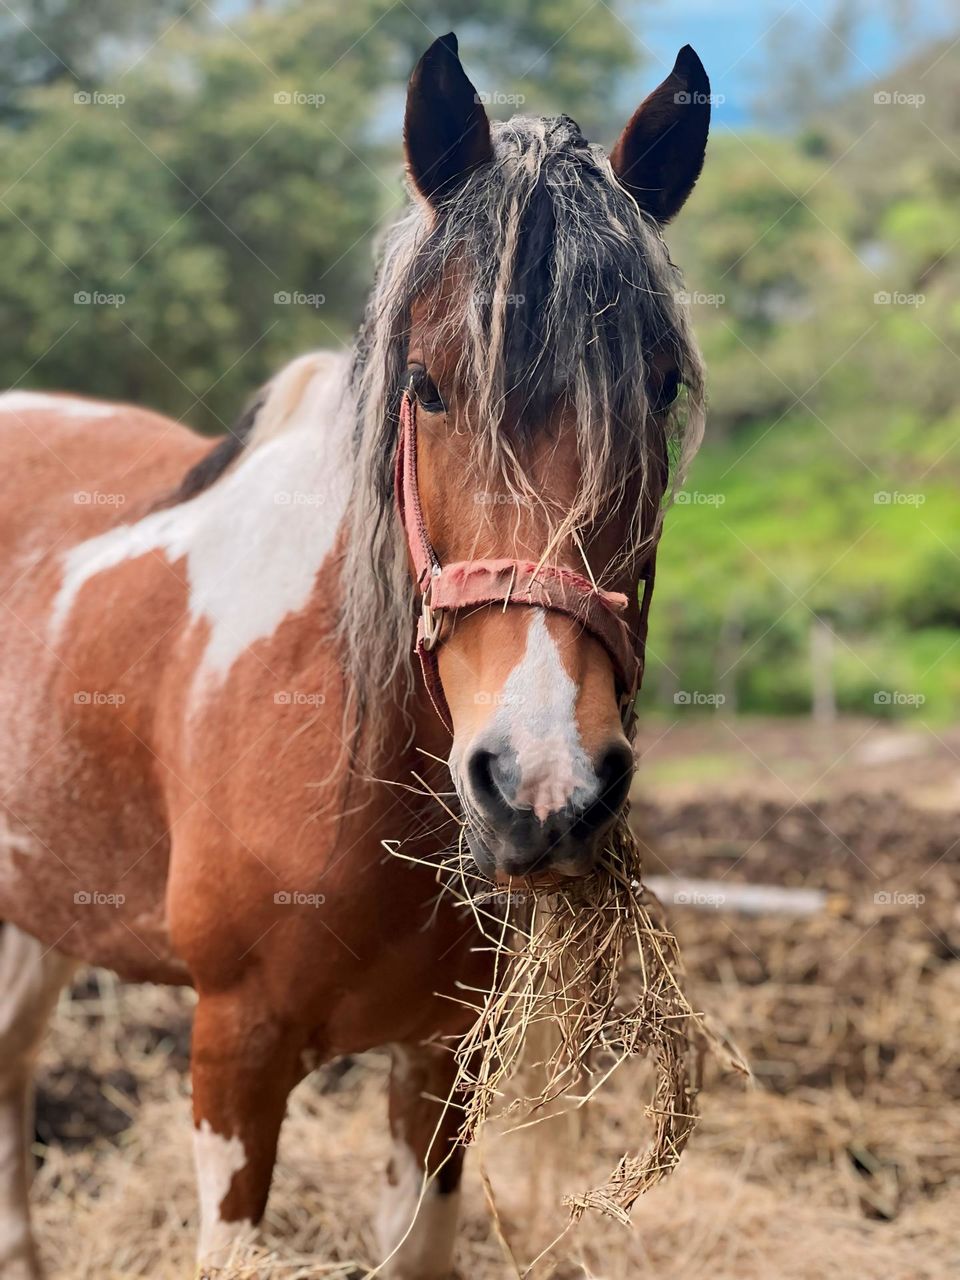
[{"x1": 350, "y1": 35, "x2": 709, "y2": 880}]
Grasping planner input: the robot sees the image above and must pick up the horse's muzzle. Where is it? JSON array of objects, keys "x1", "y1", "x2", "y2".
[{"x1": 460, "y1": 736, "x2": 634, "y2": 879}]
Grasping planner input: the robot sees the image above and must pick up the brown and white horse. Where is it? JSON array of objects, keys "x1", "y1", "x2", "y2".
[{"x1": 0, "y1": 34, "x2": 709, "y2": 1279}]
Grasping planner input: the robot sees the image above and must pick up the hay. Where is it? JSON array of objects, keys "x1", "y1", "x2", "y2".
[{"x1": 391, "y1": 810, "x2": 747, "y2": 1231}]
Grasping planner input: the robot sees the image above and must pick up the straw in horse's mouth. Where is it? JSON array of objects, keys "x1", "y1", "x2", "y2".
[{"x1": 384, "y1": 770, "x2": 749, "y2": 1238}]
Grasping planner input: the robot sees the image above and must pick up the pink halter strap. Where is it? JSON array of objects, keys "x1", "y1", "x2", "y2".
[{"x1": 394, "y1": 388, "x2": 653, "y2": 733}]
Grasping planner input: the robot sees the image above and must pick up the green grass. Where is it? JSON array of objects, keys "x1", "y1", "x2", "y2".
[{"x1": 647, "y1": 413, "x2": 960, "y2": 720}]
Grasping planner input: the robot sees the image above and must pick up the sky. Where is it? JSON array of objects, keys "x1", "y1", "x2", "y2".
[{"x1": 631, "y1": 0, "x2": 958, "y2": 124}]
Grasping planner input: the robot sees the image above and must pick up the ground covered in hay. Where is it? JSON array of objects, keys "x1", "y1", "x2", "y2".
[{"x1": 32, "y1": 720, "x2": 960, "y2": 1278}]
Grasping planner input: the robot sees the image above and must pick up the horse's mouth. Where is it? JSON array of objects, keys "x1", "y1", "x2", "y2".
[{"x1": 464, "y1": 824, "x2": 596, "y2": 884}]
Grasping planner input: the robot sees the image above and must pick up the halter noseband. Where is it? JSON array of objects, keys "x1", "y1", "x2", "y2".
[{"x1": 394, "y1": 387, "x2": 655, "y2": 734}]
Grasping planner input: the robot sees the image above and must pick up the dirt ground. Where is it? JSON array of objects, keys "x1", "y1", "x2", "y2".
[{"x1": 29, "y1": 718, "x2": 960, "y2": 1278}]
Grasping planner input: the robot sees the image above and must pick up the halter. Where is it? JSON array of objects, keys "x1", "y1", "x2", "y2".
[{"x1": 394, "y1": 387, "x2": 656, "y2": 735}]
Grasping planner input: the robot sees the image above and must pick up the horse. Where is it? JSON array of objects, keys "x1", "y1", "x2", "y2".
[{"x1": 0, "y1": 32, "x2": 709, "y2": 1279}]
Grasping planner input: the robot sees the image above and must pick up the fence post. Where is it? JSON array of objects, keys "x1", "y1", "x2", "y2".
[{"x1": 810, "y1": 614, "x2": 836, "y2": 724}]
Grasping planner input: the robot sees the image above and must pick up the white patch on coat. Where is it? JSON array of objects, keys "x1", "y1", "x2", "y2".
[
  {"x1": 377, "y1": 1139, "x2": 460, "y2": 1280},
  {"x1": 0, "y1": 926, "x2": 74, "y2": 1279},
  {"x1": 495, "y1": 610, "x2": 596, "y2": 820},
  {"x1": 49, "y1": 352, "x2": 352, "y2": 682},
  {"x1": 0, "y1": 391, "x2": 118, "y2": 420},
  {"x1": 192, "y1": 1119, "x2": 251, "y2": 1267},
  {"x1": 0, "y1": 818, "x2": 43, "y2": 899}
]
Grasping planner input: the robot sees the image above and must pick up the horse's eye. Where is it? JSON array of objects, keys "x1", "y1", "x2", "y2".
[
  {"x1": 652, "y1": 368, "x2": 681, "y2": 412},
  {"x1": 407, "y1": 365, "x2": 445, "y2": 414}
]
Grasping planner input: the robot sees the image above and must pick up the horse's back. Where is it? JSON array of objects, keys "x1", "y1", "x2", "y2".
[{"x1": 0, "y1": 391, "x2": 206, "y2": 583}]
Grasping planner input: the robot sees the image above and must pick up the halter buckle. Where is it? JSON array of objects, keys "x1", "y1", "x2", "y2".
[{"x1": 420, "y1": 569, "x2": 443, "y2": 651}]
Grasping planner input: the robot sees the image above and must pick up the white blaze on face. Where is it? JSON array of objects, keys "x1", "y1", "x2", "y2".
[
  {"x1": 48, "y1": 352, "x2": 352, "y2": 686},
  {"x1": 376, "y1": 1139, "x2": 460, "y2": 1280},
  {"x1": 494, "y1": 610, "x2": 596, "y2": 821},
  {"x1": 192, "y1": 1119, "x2": 251, "y2": 1267}
]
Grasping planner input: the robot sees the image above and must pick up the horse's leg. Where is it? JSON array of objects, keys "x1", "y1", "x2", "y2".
[
  {"x1": 377, "y1": 1041, "x2": 465, "y2": 1280},
  {"x1": 0, "y1": 924, "x2": 74, "y2": 1280},
  {"x1": 189, "y1": 990, "x2": 305, "y2": 1271}
]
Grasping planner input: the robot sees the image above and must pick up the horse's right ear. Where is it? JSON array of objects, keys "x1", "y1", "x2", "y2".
[
  {"x1": 404, "y1": 32, "x2": 492, "y2": 206},
  {"x1": 610, "y1": 46, "x2": 711, "y2": 224}
]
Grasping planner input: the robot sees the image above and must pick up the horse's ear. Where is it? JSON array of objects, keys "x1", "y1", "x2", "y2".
[
  {"x1": 404, "y1": 32, "x2": 492, "y2": 206},
  {"x1": 609, "y1": 46, "x2": 710, "y2": 224}
]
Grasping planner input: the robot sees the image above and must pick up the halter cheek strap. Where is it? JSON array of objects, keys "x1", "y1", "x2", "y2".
[{"x1": 394, "y1": 388, "x2": 655, "y2": 734}]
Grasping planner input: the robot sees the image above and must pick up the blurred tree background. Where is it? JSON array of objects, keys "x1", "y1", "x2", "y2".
[{"x1": 0, "y1": 0, "x2": 956, "y2": 718}]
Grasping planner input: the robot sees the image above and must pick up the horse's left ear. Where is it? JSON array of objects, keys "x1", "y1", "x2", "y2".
[
  {"x1": 404, "y1": 32, "x2": 493, "y2": 206},
  {"x1": 610, "y1": 45, "x2": 711, "y2": 224}
]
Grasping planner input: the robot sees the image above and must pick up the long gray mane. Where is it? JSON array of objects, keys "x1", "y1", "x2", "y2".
[{"x1": 340, "y1": 114, "x2": 705, "y2": 745}]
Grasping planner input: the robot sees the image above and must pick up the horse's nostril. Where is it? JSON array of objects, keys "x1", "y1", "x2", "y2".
[
  {"x1": 574, "y1": 738, "x2": 635, "y2": 837},
  {"x1": 466, "y1": 746, "x2": 513, "y2": 822}
]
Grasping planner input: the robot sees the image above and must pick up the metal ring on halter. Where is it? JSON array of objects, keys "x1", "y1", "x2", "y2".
[{"x1": 420, "y1": 575, "x2": 444, "y2": 651}]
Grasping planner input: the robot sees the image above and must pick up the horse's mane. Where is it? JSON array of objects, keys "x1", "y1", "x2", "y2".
[{"x1": 340, "y1": 114, "x2": 706, "y2": 744}]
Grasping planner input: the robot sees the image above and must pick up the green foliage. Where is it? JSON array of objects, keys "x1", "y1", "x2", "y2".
[{"x1": 0, "y1": 0, "x2": 641, "y2": 426}]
